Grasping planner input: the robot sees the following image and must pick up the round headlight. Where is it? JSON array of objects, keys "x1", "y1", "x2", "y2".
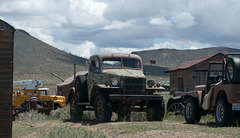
[
  {"x1": 147, "y1": 80, "x2": 155, "y2": 87},
  {"x1": 112, "y1": 79, "x2": 118, "y2": 86}
]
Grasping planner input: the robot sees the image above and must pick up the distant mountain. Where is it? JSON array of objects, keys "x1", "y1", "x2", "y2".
[
  {"x1": 143, "y1": 65, "x2": 168, "y2": 77},
  {"x1": 14, "y1": 29, "x2": 87, "y2": 91},
  {"x1": 132, "y1": 47, "x2": 240, "y2": 68}
]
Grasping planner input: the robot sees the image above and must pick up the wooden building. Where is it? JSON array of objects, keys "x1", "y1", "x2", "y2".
[
  {"x1": 0, "y1": 19, "x2": 15, "y2": 137},
  {"x1": 165, "y1": 53, "x2": 224, "y2": 94}
]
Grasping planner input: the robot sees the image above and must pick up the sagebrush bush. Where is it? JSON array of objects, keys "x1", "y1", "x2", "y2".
[
  {"x1": 16, "y1": 110, "x2": 48, "y2": 121},
  {"x1": 164, "y1": 113, "x2": 184, "y2": 122},
  {"x1": 50, "y1": 105, "x2": 70, "y2": 120},
  {"x1": 130, "y1": 112, "x2": 147, "y2": 121},
  {"x1": 47, "y1": 124, "x2": 107, "y2": 138}
]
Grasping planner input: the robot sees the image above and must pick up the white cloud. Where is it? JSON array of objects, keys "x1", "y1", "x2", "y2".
[
  {"x1": 170, "y1": 12, "x2": 195, "y2": 29},
  {"x1": 149, "y1": 42, "x2": 180, "y2": 49},
  {"x1": 50, "y1": 41, "x2": 96, "y2": 58},
  {"x1": 96, "y1": 47, "x2": 139, "y2": 55},
  {"x1": 67, "y1": 41, "x2": 96, "y2": 58},
  {"x1": 1, "y1": 0, "x2": 240, "y2": 57},
  {"x1": 149, "y1": 17, "x2": 172, "y2": 28},
  {"x1": 68, "y1": 0, "x2": 107, "y2": 27},
  {"x1": 177, "y1": 40, "x2": 215, "y2": 50},
  {"x1": 103, "y1": 20, "x2": 134, "y2": 30}
]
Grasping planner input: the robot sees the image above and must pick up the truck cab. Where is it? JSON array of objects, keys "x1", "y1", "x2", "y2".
[
  {"x1": 88, "y1": 54, "x2": 146, "y2": 99},
  {"x1": 37, "y1": 88, "x2": 65, "y2": 109}
]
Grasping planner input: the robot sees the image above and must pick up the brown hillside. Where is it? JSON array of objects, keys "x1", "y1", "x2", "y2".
[{"x1": 14, "y1": 29, "x2": 87, "y2": 91}]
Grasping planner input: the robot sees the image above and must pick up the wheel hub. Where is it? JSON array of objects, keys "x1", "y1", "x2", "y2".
[
  {"x1": 97, "y1": 100, "x2": 103, "y2": 117},
  {"x1": 168, "y1": 103, "x2": 184, "y2": 114},
  {"x1": 216, "y1": 104, "x2": 224, "y2": 122},
  {"x1": 185, "y1": 103, "x2": 193, "y2": 119}
]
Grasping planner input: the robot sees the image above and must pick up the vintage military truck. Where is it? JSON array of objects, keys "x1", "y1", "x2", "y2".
[
  {"x1": 66, "y1": 53, "x2": 165, "y2": 122},
  {"x1": 175, "y1": 53, "x2": 240, "y2": 126}
]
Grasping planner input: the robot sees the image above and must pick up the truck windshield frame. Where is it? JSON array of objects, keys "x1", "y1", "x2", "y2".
[{"x1": 101, "y1": 57, "x2": 142, "y2": 69}]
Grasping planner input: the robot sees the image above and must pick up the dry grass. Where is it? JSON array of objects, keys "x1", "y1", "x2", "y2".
[{"x1": 13, "y1": 105, "x2": 240, "y2": 138}]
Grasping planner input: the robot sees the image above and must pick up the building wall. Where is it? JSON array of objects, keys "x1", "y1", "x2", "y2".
[
  {"x1": 169, "y1": 69, "x2": 193, "y2": 93},
  {"x1": 0, "y1": 29, "x2": 14, "y2": 137}
]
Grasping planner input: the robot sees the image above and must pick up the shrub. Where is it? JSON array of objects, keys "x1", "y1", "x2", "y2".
[
  {"x1": 16, "y1": 110, "x2": 48, "y2": 121},
  {"x1": 50, "y1": 105, "x2": 70, "y2": 120},
  {"x1": 47, "y1": 125, "x2": 107, "y2": 138}
]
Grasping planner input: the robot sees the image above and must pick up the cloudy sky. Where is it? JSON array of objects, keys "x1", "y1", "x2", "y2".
[{"x1": 1, "y1": 0, "x2": 240, "y2": 58}]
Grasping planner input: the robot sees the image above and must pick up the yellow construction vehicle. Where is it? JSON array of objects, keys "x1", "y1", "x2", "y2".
[{"x1": 13, "y1": 80, "x2": 65, "y2": 115}]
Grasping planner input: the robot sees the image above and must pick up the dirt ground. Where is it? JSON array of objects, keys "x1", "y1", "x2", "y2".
[{"x1": 13, "y1": 119, "x2": 236, "y2": 138}]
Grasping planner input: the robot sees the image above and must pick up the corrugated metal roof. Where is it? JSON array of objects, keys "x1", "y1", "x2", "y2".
[{"x1": 165, "y1": 53, "x2": 223, "y2": 73}]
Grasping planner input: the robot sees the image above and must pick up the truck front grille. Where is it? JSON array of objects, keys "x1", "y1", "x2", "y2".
[{"x1": 122, "y1": 78, "x2": 146, "y2": 94}]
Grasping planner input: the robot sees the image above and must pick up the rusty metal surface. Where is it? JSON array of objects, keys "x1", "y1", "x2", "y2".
[
  {"x1": 92, "y1": 53, "x2": 142, "y2": 60},
  {"x1": 211, "y1": 83, "x2": 240, "y2": 106},
  {"x1": 87, "y1": 54, "x2": 147, "y2": 100},
  {"x1": 166, "y1": 53, "x2": 224, "y2": 72}
]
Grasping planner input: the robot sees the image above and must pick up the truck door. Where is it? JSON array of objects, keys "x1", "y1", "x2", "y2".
[{"x1": 88, "y1": 57, "x2": 101, "y2": 93}]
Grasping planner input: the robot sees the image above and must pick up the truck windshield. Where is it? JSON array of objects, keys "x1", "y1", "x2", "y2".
[
  {"x1": 102, "y1": 57, "x2": 141, "y2": 69},
  {"x1": 208, "y1": 63, "x2": 223, "y2": 84},
  {"x1": 40, "y1": 90, "x2": 49, "y2": 96}
]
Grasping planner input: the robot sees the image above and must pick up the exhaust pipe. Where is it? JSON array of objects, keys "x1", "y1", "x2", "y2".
[{"x1": 74, "y1": 64, "x2": 76, "y2": 80}]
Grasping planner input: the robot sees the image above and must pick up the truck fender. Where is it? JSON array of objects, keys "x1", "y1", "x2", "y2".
[
  {"x1": 68, "y1": 87, "x2": 75, "y2": 103},
  {"x1": 90, "y1": 86, "x2": 101, "y2": 105},
  {"x1": 167, "y1": 96, "x2": 183, "y2": 109},
  {"x1": 182, "y1": 91, "x2": 202, "y2": 107}
]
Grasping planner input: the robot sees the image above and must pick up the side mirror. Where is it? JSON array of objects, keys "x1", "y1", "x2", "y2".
[
  {"x1": 86, "y1": 60, "x2": 91, "y2": 67},
  {"x1": 150, "y1": 59, "x2": 156, "y2": 64}
]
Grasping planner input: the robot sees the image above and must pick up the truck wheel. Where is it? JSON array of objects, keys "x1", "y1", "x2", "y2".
[
  {"x1": 184, "y1": 98, "x2": 201, "y2": 124},
  {"x1": 167, "y1": 102, "x2": 185, "y2": 115},
  {"x1": 226, "y1": 58, "x2": 240, "y2": 83},
  {"x1": 26, "y1": 96, "x2": 40, "y2": 110},
  {"x1": 75, "y1": 76, "x2": 88, "y2": 103},
  {"x1": 70, "y1": 97, "x2": 83, "y2": 121},
  {"x1": 94, "y1": 94, "x2": 112, "y2": 122},
  {"x1": 215, "y1": 98, "x2": 233, "y2": 126},
  {"x1": 147, "y1": 100, "x2": 165, "y2": 121},
  {"x1": 54, "y1": 103, "x2": 60, "y2": 110}
]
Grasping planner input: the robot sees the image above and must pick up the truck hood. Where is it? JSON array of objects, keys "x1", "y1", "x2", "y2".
[{"x1": 102, "y1": 69, "x2": 145, "y2": 78}]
